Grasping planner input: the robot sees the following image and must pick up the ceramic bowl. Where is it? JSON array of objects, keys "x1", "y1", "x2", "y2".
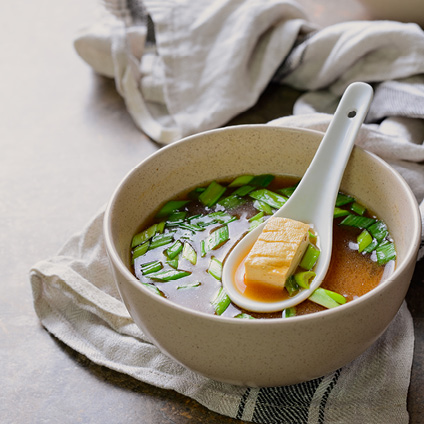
[{"x1": 104, "y1": 125, "x2": 421, "y2": 387}]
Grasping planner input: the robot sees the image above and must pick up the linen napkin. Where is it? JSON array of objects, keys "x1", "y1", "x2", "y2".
[
  {"x1": 74, "y1": 0, "x2": 424, "y2": 144},
  {"x1": 30, "y1": 114, "x2": 422, "y2": 424}
]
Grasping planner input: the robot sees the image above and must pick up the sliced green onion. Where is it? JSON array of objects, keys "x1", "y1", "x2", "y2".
[
  {"x1": 334, "y1": 207, "x2": 350, "y2": 219},
  {"x1": 308, "y1": 230, "x2": 317, "y2": 242},
  {"x1": 201, "y1": 225, "x2": 229, "y2": 256},
  {"x1": 285, "y1": 276, "x2": 300, "y2": 297},
  {"x1": 300, "y1": 244, "x2": 320, "y2": 270},
  {"x1": 141, "y1": 282, "x2": 164, "y2": 297},
  {"x1": 157, "y1": 221, "x2": 166, "y2": 233},
  {"x1": 249, "y1": 211, "x2": 265, "y2": 231},
  {"x1": 376, "y1": 241, "x2": 396, "y2": 265},
  {"x1": 178, "y1": 223, "x2": 203, "y2": 233},
  {"x1": 132, "y1": 241, "x2": 150, "y2": 263},
  {"x1": 325, "y1": 289, "x2": 347, "y2": 304},
  {"x1": 249, "y1": 211, "x2": 265, "y2": 222},
  {"x1": 211, "y1": 287, "x2": 231, "y2": 315},
  {"x1": 166, "y1": 257, "x2": 179, "y2": 269},
  {"x1": 253, "y1": 200, "x2": 273, "y2": 215},
  {"x1": 351, "y1": 202, "x2": 366, "y2": 216},
  {"x1": 309, "y1": 288, "x2": 345, "y2": 309},
  {"x1": 249, "y1": 219, "x2": 263, "y2": 231},
  {"x1": 340, "y1": 214, "x2": 376, "y2": 229},
  {"x1": 166, "y1": 240, "x2": 183, "y2": 259},
  {"x1": 168, "y1": 211, "x2": 188, "y2": 221},
  {"x1": 131, "y1": 223, "x2": 158, "y2": 248},
  {"x1": 278, "y1": 186, "x2": 297, "y2": 198},
  {"x1": 249, "y1": 189, "x2": 287, "y2": 209},
  {"x1": 148, "y1": 233, "x2": 174, "y2": 250},
  {"x1": 357, "y1": 230, "x2": 373, "y2": 253},
  {"x1": 294, "y1": 271, "x2": 316, "y2": 289},
  {"x1": 218, "y1": 194, "x2": 246, "y2": 209},
  {"x1": 235, "y1": 312, "x2": 256, "y2": 319},
  {"x1": 362, "y1": 237, "x2": 379, "y2": 254},
  {"x1": 200, "y1": 240, "x2": 207, "y2": 257},
  {"x1": 199, "y1": 181, "x2": 226, "y2": 207},
  {"x1": 140, "y1": 260, "x2": 163, "y2": 275},
  {"x1": 148, "y1": 269, "x2": 191, "y2": 281},
  {"x1": 177, "y1": 281, "x2": 201, "y2": 290},
  {"x1": 182, "y1": 242, "x2": 197, "y2": 265},
  {"x1": 232, "y1": 185, "x2": 255, "y2": 197},
  {"x1": 283, "y1": 307, "x2": 296, "y2": 318},
  {"x1": 156, "y1": 200, "x2": 189, "y2": 218},
  {"x1": 187, "y1": 213, "x2": 202, "y2": 221},
  {"x1": 229, "y1": 175, "x2": 253, "y2": 187},
  {"x1": 208, "y1": 257, "x2": 222, "y2": 280},
  {"x1": 187, "y1": 214, "x2": 215, "y2": 227},
  {"x1": 166, "y1": 211, "x2": 188, "y2": 225},
  {"x1": 208, "y1": 211, "x2": 237, "y2": 224},
  {"x1": 367, "y1": 221, "x2": 388, "y2": 242},
  {"x1": 336, "y1": 193, "x2": 355, "y2": 207},
  {"x1": 250, "y1": 174, "x2": 274, "y2": 187}
]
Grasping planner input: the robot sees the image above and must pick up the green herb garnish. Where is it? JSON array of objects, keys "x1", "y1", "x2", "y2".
[
  {"x1": 208, "y1": 257, "x2": 222, "y2": 280},
  {"x1": 140, "y1": 260, "x2": 163, "y2": 275},
  {"x1": 211, "y1": 287, "x2": 231, "y2": 315},
  {"x1": 300, "y1": 244, "x2": 320, "y2": 270},
  {"x1": 309, "y1": 288, "x2": 346, "y2": 309},
  {"x1": 249, "y1": 188, "x2": 287, "y2": 209},
  {"x1": 148, "y1": 269, "x2": 191, "y2": 281},
  {"x1": 156, "y1": 200, "x2": 190, "y2": 218},
  {"x1": 199, "y1": 181, "x2": 226, "y2": 207}
]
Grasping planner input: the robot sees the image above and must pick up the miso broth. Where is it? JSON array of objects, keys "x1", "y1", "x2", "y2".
[{"x1": 130, "y1": 174, "x2": 396, "y2": 319}]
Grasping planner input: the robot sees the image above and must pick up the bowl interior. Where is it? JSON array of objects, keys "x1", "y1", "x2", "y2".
[{"x1": 106, "y1": 125, "x2": 420, "y2": 301}]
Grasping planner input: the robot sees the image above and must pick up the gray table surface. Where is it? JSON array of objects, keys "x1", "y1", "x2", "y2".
[{"x1": 2, "y1": 1, "x2": 423, "y2": 423}]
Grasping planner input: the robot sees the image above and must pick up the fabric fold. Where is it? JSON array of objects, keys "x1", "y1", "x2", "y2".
[{"x1": 74, "y1": 1, "x2": 424, "y2": 145}]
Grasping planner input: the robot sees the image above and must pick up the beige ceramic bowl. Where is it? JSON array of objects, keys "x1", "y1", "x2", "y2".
[{"x1": 104, "y1": 125, "x2": 421, "y2": 387}]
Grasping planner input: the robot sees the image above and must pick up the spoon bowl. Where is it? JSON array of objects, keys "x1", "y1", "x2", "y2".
[{"x1": 222, "y1": 82, "x2": 374, "y2": 312}]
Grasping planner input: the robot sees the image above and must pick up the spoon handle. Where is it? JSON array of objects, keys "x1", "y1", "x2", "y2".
[
  {"x1": 222, "y1": 82, "x2": 374, "y2": 313},
  {"x1": 274, "y1": 82, "x2": 374, "y2": 225}
]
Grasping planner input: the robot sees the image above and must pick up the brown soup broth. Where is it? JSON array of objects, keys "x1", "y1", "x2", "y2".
[{"x1": 131, "y1": 176, "x2": 395, "y2": 319}]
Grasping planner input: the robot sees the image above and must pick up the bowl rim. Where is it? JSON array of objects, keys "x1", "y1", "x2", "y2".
[{"x1": 103, "y1": 124, "x2": 422, "y2": 326}]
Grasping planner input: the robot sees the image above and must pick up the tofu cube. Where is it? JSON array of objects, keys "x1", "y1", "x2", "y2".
[{"x1": 244, "y1": 217, "x2": 310, "y2": 288}]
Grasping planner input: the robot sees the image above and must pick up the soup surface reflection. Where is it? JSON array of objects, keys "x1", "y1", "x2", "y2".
[{"x1": 131, "y1": 175, "x2": 395, "y2": 319}]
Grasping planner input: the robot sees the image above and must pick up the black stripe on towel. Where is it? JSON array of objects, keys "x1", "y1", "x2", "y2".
[
  {"x1": 251, "y1": 376, "x2": 324, "y2": 424},
  {"x1": 318, "y1": 369, "x2": 342, "y2": 424},
  {"x1": 236, "y1": 388, "x2": 251, "y2": 420}
]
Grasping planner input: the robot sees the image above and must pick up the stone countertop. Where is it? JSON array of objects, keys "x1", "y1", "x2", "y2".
[{"x1": 1, "y1": 0, "x2": 422, "y2": 423}]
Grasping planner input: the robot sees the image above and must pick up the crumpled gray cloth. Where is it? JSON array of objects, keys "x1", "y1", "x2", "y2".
[{"x1": 74, "y1": 0, "x2": 424, "y2": 145}]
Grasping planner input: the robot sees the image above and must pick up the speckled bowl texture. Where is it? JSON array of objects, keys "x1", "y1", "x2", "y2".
[{"x1": 104, "y1": 125, "x2": 421, "y2": 387}]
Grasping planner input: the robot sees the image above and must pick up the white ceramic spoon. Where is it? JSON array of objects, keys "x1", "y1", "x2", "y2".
[{"x1": 222, "y1": 82, "x2": 374, "y2": 313}]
